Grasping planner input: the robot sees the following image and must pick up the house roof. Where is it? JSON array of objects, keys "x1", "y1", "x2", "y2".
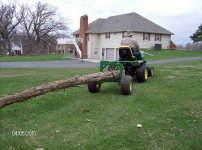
[{"x1": 73, "y1": 12, "x2": 173, "y2": 35}]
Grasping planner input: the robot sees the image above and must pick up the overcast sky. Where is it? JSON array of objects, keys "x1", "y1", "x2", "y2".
[{"x1": 19, "y1": 0, "x2": 202, "y2": 45}]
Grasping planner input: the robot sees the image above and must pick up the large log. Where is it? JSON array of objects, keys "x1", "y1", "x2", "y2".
[{"x1": 0, "y1": 70, "x2": 120, "y2": 108}]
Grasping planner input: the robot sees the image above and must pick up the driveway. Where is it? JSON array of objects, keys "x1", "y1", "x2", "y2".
[
  {"x1": 0, "y1": 56, "x2": 202, "y2": 68},
  {"x1": 0, "y1": 60, "x2": 99, "y2": 68},
  {"x1": 147, "y1": 56, "x2": 202, "y2": 64}
]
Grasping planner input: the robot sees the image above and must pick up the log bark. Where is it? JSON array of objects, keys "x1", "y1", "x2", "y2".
[{"x1": 0, "y1": 70, "x2": 120, "y2": 108}]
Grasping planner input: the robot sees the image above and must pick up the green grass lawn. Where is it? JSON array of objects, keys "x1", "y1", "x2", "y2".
[
  {"x1": 0, "y1": 53, "x2": 74, "y2": 62},
  {"x1": 0, "y1": 61, "x2": 202, "y2": 149},
  {"x1": 142, "y1": 49, "x2": 202, "y2": 60},
  {"x1": 0, "y1": 49, "x2": 202, "y2": 62}
]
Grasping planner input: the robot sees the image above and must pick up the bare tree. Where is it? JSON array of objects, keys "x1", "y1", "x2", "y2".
[
  {"x1": 185, "y1": 42, "x2": 202, "y2": 51},
  {"x1": 20, "y1": 1, "x2": 69, "y2": 52},
  {"x1": 19, "y1": 4, "x2": 37, "y2": 50},
  {"x1": 0, "y1": 1, "x2": 23, "y2": 55}
]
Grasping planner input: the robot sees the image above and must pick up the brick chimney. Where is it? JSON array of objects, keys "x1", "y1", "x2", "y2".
[{"x1": 80, "y1": 15, "x2": 88, "y2": 59}]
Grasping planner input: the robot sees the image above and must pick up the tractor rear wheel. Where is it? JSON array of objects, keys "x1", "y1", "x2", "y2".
[
  {"x1": 120, "y1": 75, "x2": 133, "y2": 95},
  {"x1": 136, "y1": 64, "x2": 148, "y2": 82},
  {"x1": 88, "y1": 82, "x2": 101, "y2": 93},
  {"x1": 147, "y1": 67, "x2": 154, "y2": 77}
]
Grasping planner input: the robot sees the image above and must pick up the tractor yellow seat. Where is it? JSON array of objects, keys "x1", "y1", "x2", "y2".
[{"x1": 119, "y1": 45, "x2": 135, "y2": 61}]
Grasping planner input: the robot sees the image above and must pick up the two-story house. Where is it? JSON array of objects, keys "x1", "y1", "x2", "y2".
[{"x1": 73, "y1": 12, "x2": 175, "y2": 60}]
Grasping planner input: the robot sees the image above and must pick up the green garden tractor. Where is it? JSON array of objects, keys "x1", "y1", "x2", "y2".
[{"x1": 88, "y1": 45, "x2": 154, "y2": 95}]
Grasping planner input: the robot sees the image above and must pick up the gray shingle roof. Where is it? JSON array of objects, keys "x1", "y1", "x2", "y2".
[{"x1": 73, "y1": 12, "x2": 173, "y2": 35}]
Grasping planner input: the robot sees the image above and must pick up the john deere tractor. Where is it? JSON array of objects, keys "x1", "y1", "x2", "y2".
[{"x1": 88, "y1": 45, "x2": 154, "y2": 95}]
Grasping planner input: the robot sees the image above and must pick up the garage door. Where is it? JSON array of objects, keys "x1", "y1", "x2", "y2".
[
  {"x1": 106, "y1": 48, "x2": 114, "y2": 60},
  {"x1": 116, "y1": 48, "x2": 119, "y2": 60}
]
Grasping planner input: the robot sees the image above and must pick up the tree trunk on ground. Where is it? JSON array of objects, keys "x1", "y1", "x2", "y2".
[{"x1": 0, "y1": 70, "x2": 120, "y2": 108}]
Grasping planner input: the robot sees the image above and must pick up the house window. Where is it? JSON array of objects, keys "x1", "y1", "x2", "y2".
[
  {"x1": 116, "y1": 48, "x2": 119, "y2": 60},
  {"x1": 143, "y1": 33, "x2": 150, "y2": 41},
  {"x1": 76, "y1": 34, "x2": 79, "y2": 38},
  {"x1": 87, "y1": 34, "x2": 89, "y2": 41},
  {"x1": 105, "y1": 33, "x2": 110, "y2": 39},
  {"x1": 155, "y1": 34, "x2": 161, "y2": 41},
  {"x1": 44, "y1": 45, "x2": 47, "y2": 49}
]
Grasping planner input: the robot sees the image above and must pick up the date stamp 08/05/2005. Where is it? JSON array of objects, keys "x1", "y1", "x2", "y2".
[{"x1": 11, "y1": 130, "x2": 36, "y2": 136}]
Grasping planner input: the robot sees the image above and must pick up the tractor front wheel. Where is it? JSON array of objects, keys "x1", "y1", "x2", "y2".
[
  {"x1": 120, "y1": 75, "x2": 133, "y2": 95},
  {"x1": 147, "y1": 66, "x2": 154, "y2": 77},
  {"x1": 88, "y1": 82, "x2": 101, "y2": 93}
]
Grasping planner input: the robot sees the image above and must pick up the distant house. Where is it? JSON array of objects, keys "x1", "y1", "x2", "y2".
[
  {"x1": 73, "y1": 12, "x2": 176, "y2": 60},
  {"x1": 10, "y1": 35, "x2": 57, "y2": 55},
  {"x1": 57, "y1": 38, "x2": 77, "y2": 54},
  {"x1": 0, "y1": 37, "x2": 22, "y2": 55},
  {"x1": 22, "y1": 35, "x2": 57, "y2": 55},
  {"x1": 0, "y1": 35, "x2": 57, "y2": 55},
  {"x1": 11, "y1": 42, "x2": 22, "y2": 55}
]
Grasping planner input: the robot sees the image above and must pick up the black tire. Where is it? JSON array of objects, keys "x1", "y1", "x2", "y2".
[
  {"x1": 136, "y1": 64, "x2": 148, "y2": 82},
  {"x1": 88, "y1": 82, "x2": 101, "y2": 93},
  {"x1": 120, "y1": 75, "x2": 133, "y2": 95},
  {"x1": 147, "y1": 67, "x2": 154, "y2": 77}
]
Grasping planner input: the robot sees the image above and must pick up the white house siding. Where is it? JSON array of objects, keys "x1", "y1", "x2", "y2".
[
  {"x1": 87, "y1": 32, "x2": 171, "y2": 60},
  {"x1": 98, "y1": 32, "x2": 123, "y2": 60},
  {"x1": 87, "y1": 34, "x2": 99, "y2": 59},
  {"x1": 134, "y1": 32, "x2": 156, "y2": 48},
  {"x1": 161, "y1": 34, "x2": 171, "y2": 49},
  {"x1": 133, "y1": 33, "x2": 171, "y2": 49}
]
